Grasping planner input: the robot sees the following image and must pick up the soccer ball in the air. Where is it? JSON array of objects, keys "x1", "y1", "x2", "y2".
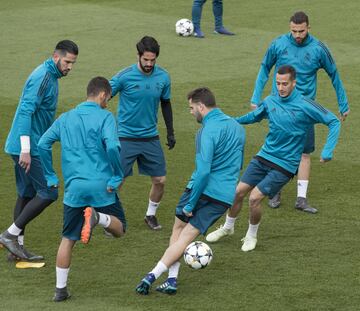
[
  {"x1": 175, "y1": 18, "x2": 194, "y2": 37},
  {"x1": 183, "y1": 241, "x2": 213, "y2": 269}
]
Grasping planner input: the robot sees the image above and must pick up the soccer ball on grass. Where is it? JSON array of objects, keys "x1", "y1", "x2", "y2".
[
  {"x1": 175, "y1": 18, "x2": 194, "y2": 37},
  {"x1": 183, "y1": 241, "x2": 213, "y2": 269}
]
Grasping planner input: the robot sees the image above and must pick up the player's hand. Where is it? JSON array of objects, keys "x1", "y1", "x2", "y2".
[
  {"x1": 339, "y1": 109, "x2": 350, "y2": 121},
  {"x1": 166, "y1": 134, "x2": 176, "y2": 150},
  {"x1": 19, "y1": 152, "x2": 31, "y2": 173},
  {"x1": 320, "y1": 158, "x2": 331, "y2": 163},
  {"x1": 250, "y1": 103, "x2": 258, "y2": 110},
  {"x1": 183, "y1": 209, "x2": 193, "y2": 217},
  {"x1": 107, "y1": 186, "x2": 114, "y2": 193}
]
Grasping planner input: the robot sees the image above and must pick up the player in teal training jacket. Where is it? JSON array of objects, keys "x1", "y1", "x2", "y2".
[
  {"x1": 0, "y1": 40, "x2": 78, "y2": 261},
  {"x1": 109, "y1": 36, "x2": 175, "y2": 231},
  {"x1": 38, "y1": 77, "x2": 126, "y2": 302},
  {"x1": 206, "y1": 65, "x2": 341, "y2": 251},
  {"x1": 251, "y1": 11, "x2": 349, "y2": 213},
  {"x1": 135, "y1": 87, "x2": 245, "y2": 295}
]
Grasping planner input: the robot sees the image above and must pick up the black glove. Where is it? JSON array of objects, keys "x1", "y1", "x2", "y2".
[{"x1": 166, "y1": 134, "x2": 176, "y2": 150}]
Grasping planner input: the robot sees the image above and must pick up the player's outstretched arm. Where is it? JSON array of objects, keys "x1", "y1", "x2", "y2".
[
  {"x1": 304, "y1": 99, "x2": 341, "y2": 162},
  {"x1": 250, "y1": 41, "x2": 277, "y2": 107},
  {"x1": 235, "y1": 103, "x2": 267, "y2": 125},
  {"x1": 184, "y1": 129, "x2": 215, "y2": 215},
  {"x1": 102, "y1": 114, "x2": 124, "y2": 191},
  {"x1": 320, "y1": 42, "x2": 350, "y2": 117},
  {"x1": 319, "y1": 114, "x2": 340, "y2": 163},
  {"x1": 38, "y1": 119, "x2": 61, "y2": 187}
]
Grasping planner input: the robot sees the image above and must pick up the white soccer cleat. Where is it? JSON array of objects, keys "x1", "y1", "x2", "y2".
[
  {"x1": 241, "y1": 236, "x2": 257, "y2": 252},
  {"x1": 206, "y1": 225, "x2": 234, "y2": 243}
]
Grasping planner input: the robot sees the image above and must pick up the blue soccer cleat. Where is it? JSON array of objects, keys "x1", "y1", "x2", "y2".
[
  {"x1": 156, "y1": 278, "x2": 177, "y2": 295},
  {"x1": 193, "y1": 27, "x2": 205, "y2": 38},
  {"x1": 214, "y1": 26, "x2": 235, "y2": 36},
  {"x1": 135, "y1": 273, "x2": 155, "y2": 295}
]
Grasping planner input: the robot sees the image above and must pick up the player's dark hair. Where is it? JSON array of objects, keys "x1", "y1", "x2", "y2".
[
  {"x1": 87, "y1": 76, "x2": 111, "y2": 97},
  {"x1": 277, "y1": 65, "x2": 296, "y2": 80},
  {"x1": 290, "y1": 11, "x2": 309, "y2": 25},
  {"x1": 136, "y1": 36, "x2": 160, "y2": 57},
  {"x1": 187, "y1": 87, "x2": 216, "y2": 107},
  {"x1": 55, "y1": 40, "x2": 79, "y2": 56}
]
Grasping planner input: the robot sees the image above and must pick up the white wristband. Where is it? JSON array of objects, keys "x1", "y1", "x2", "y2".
[{"x1": 20, "y1": 136, "x2": 30, "y2": 153}]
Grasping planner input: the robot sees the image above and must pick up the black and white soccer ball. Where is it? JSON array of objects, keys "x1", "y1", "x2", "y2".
[
  {"x1": 183, "y1": 241, "x2": 213, "y2": 269},
  {"x1": 175, "y1": 18, "x2": 194, "y2": 37}
]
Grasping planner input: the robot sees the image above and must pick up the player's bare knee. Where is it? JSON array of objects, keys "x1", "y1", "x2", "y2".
[
  {"x1": 234, "y1": 188, "x2": 247, "y2": 204},
  {"x1": 236, "y1": 188, "x2": 247, "y2": 201},
  {"x1": 152, "y1": 176, "x2": 166, "y2": 187},
  {"x1": 235, "y1": 182, "x2": 251, "y2": 201},
  {"x1": 248, "y1": 194, "x2": 262, "y2": 209},
  {"x1": 301, "y1": 153, "x2": 311, "y2": 161}
]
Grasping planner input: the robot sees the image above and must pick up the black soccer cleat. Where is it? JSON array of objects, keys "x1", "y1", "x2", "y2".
[
  {"x1": 268, "y1": 192, "x2": 281, "y2": 209},
  {"x1": 21, "y1": 246, "x2": 44, "y2": 261},
  {"x1": 6, "y1": 246, "x2": 44, "y2": 262},
  {"x1": 53, "y1": 287, "x2": 71, "y2": 302},
  {"x1": 295, "y1": 197, "x2": 318, "y2": 214},
  {"x1": 0, "y1": 231, "x2": 27, "y2": 259},
  {"x1": 144, "y1": 215, "x2": 162, "y2": 230}
]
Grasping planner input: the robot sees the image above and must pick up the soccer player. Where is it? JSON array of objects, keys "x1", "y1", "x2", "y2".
[
  {"x1": 135, "y1": 87, "x2": 245, "y2": 295},
  {"x1": 251, "y1": 11, "x2": 349, "y2": 212},
  {"x1": 0, "y1": 40, "x2": 78, "y2": 261},
  {"x1": 206, "y1": 65, "x2": 341, "y2": 251},
  {"x1": 38, "y1": 77, "x2": 126, "y2": 302},
  {"x1": 192, "y1": 0, "x2": 235, "y2": 38},
  {"x1": 109, "y1": 36, "x2": 175, "y2": 230}
]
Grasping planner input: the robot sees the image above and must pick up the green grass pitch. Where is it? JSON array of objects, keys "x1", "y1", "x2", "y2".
[{"x1": 0, "y1": 0, "x2": 359, "y2": 310}]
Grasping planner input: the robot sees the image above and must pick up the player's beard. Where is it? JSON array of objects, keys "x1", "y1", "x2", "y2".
[
  {"x1": 194, "y1": 111, "x2": 203, "y2": 123},
  {"x1": 56, "y1": 59, "x2": 69, "y2": 76},
  {"x1": 295, "y1": 34, "x2": 308, "y2": 45},
  {"x1": 139, "y1": 62, "x2": 154, "y2": 74}
]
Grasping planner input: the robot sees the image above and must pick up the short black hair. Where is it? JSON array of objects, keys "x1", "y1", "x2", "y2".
[
  {"x1": 187, "y1": 87, "x2": 216, "y2": 107},
  {"x1": 277, "y1": 65, "x2": 296, "y2": 80},
  {"x1": 55, "y1": 40, "x2": 79, "y2": 56},
  {"x1": 290, "y1": 11, "x2": 309, "y2": 25},
  {"x1": 87, "y1": 76, "x2": 111, "y2": 97},
  {"x1": 136, "y1": 36, "x2": 160, "y2": 57}
]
